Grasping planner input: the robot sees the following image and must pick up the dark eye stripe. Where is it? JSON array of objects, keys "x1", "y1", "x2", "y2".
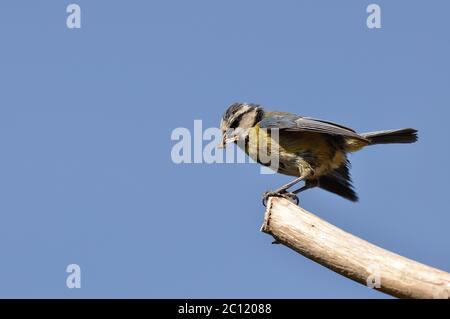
[{"x1": 229, "y1": 113, "x2": 244, "y2": 129}]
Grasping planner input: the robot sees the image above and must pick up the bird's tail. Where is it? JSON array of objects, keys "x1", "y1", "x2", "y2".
[{"x1": 360, "y1": 128, "x2": 418, "y2": 145}]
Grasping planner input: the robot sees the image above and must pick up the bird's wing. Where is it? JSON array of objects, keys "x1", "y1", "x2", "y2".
[{"x1": 259, "y1": 114, "x2": 368, "y2": 141}]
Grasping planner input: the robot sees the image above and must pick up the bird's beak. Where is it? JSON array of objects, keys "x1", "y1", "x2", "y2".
[{"x1": 217, "y1": 136, "x2": 239, "y2": 149}]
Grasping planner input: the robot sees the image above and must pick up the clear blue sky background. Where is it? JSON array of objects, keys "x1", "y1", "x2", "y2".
[{"x1": 0, "y1": 1, "x2": 449, "y2": 298}]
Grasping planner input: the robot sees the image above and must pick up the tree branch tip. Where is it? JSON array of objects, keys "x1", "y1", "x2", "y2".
[{"x1": 259, "y1": 197, "x2": 450, "y2": 299}]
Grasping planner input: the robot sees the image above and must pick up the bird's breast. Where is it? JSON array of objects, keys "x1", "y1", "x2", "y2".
[{"x1": 240, "y1": 127, "x2": 347, "y2": 177}]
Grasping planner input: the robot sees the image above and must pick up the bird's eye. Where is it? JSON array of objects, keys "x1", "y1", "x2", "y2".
[{"x1": 229, "y1": 114, "x2": 243, "y2": 129}]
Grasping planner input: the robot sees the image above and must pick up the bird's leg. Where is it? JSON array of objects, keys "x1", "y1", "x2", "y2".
[
  {"x1": 272, "y1": 176, "x2": 306, "y2": 194},
  {"x1": 262, "y1": 175, "x2": 305, "y2": 206},
  {"x1": 262, "y1": 164, "x2": 316, "y2": 206},
  {"x1": 291, "y1": 179, "x2": 319, "y2": 194}
]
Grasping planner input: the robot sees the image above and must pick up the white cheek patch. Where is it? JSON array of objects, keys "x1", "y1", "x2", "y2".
[
  {"x1": 233, "y1": 127, "x2": 245, "y2": 136},
  {"x1": 238, "y1": 110, "x2": 257, "y2": 128}
]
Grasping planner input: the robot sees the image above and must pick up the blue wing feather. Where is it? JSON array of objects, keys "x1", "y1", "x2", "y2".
[{"x1": 259, "y1": 113, "x2": 367, "y2": 141}]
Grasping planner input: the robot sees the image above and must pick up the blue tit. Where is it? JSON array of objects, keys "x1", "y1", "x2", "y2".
[{"x1": 219, "y1": 102, "x2": 418, "y2": 205}]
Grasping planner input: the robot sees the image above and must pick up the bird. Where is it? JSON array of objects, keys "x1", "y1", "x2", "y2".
[{"x1": 218, "y1": 102, "x2": 418, "y2": 205}]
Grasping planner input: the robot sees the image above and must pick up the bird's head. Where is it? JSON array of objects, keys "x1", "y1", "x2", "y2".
[{"x1": 218, "y1": 102, "x2": 264, "y2": 148}]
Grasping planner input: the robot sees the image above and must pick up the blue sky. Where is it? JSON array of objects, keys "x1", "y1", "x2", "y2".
[{"x1": 0, "y1": 1, "x2": 449, "y2": 298}]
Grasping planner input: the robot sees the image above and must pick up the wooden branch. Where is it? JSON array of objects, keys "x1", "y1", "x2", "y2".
[{"x1": 261, "y1": 197, "x2": 450, "y2": 299}]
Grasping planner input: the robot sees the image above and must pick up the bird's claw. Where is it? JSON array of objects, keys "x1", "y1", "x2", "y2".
[{"x1": 262, "y1": 190, "x2": 299, "y2": 206}]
